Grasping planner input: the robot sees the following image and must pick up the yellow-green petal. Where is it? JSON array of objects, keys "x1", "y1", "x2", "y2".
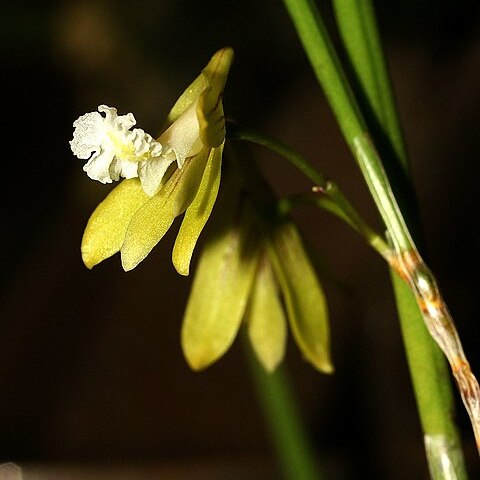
[
  {"x1": 197, "y1": 86, "x2": 225, "y2": 148},
  {"x1": 181, "y1": 204, "x2": 260, "y2": 371},
  {"x1": 173, "y1": 149, "x2": 209, "y2": 215},
  {"x1": 197, "y1": 47, "x2": 234, "y2": 148},
  {"x1": 163, "y1": 74, "x2": 207, "y2": 129},
  {"x1": 121, "y1": 152, "x2": 209, "y2": 271},
  {"x1": 246, "y1": 255, "x2": 287, "y2": 373},
  {"x1": 81, "y1": 179, "x2": 149, "y2": 269},
  {"x1": 268, "y1": 222, "x2": 333, "y2": 373},
  {"x1": 202, "y1": 47, "x2": 234, "y2": 94},
  {"x1": 163, "y1": 47, "x2": 233, "y2": 131},
  {"x1": 172, "y1": 144, "x2": 223, "y2": 276}
]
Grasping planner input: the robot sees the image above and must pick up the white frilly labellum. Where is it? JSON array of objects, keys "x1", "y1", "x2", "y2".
[
  {"x1": 70, "y1": 105, "x2": 164, "y2": 186},
  {"x1": 70, "y1": 104, "x2": 205, "y2": 197}
]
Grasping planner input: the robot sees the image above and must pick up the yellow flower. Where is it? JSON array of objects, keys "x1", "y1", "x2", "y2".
[
  {"x1": 181, "y1": 187, "x2": 333, "y2": 374},
  {"x1": 71, "y1": 48, "x2": 233, "y2": 274}
]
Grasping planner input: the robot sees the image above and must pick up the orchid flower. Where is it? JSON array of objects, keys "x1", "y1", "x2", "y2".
[
  {"x1": 71, "y1": 48, "x2": 233, "y2": 275},
  {"x1": 181, "y1": 185, "x2": 333, "y2": 374}
]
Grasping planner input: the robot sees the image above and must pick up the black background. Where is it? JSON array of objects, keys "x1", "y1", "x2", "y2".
[{"x1": 1, "y1": 1, "x2": 479, "y2": 478}]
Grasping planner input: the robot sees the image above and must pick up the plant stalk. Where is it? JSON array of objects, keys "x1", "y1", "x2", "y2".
[
  {"x1": 228, "y1": 122, "x2": 390, "y2": 260},
  {"x1": 282, "y1": 0, "x2": 479, "y2": 469},
  {"x1": 331, "y1": 1, "x2": 468, "y2": 477},
  {"x1": 246, "y1": 341, "x2": 324, "y2": 480}
]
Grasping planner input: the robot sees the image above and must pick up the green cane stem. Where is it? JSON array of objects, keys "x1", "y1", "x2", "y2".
[
  {"x1": 332, "y1": 1, "x2": 467, "y2": 476},
  {"x1": 282, "y1": 0, "x2": 480, "y2": 468}
]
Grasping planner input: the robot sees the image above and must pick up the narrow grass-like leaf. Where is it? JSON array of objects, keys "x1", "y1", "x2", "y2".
[
  {"x1": 172, "y1": 145, "x2": 223, "y2": 276},
  {"x1": 268, "y1": 221, "x2": 333, "y2": 373},
  {"x1": 81, "y1": 179, "x2": 149, "y2": 269}
]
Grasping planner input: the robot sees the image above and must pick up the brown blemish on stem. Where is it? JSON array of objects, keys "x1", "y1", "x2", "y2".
[{"x1": 389, "y1": 247, "x2": 480, "y2": 452}]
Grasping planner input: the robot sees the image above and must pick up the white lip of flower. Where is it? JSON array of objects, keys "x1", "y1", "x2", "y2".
[{"x1": 70, "y1": 103, "x2": 203, "y2": 197}]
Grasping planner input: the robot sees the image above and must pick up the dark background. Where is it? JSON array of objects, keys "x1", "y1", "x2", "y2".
[{"x1": 1, "y1": 1, "x2": 479, "y2": 478}]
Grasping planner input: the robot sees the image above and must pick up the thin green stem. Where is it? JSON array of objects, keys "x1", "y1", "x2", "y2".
[
  {"x1": 228, "y1": 122, "x2": 390, "y2": 260},
  {"x1": 245, "y1": 339, "x2": 323, "y2": 480},
  {"x1": 277, "y1": 192, "x2": 388, "y2": 259},
  {"x1": 228, "y1": 122, "x2": 328, "y2": 187},
  {"x1": 282, "y1": 0, "x2": 413, "y2": 255},
  {"x1": 391, "y1": 272, "x2": 467, "y2": 479}
]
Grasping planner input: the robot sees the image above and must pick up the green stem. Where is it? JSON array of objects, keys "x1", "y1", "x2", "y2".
[
  {"x1": 228, "y1": 122, "x2": 328, "y2": 186},
  {"x1": 331, "y1": 1, "x2": 467, "y2": 477},
  {"x1": 245, "y1": 340, "x2": 323, "y2": 480},
  {"x1": 281, "y1": 0, "x2": 468, "y2": 476},
  {"x1": 391, "y1": 272, "x2": 467, "y2": 479},
  {"x1": 332, "y1": 0, "x2": 408, "y2": 171},
  {"x1": 282, "y1": 0, "x2": 412, "y2": 254},
  {"x1": 228, "y1": 122, "x2": 390, "y2": 260}
]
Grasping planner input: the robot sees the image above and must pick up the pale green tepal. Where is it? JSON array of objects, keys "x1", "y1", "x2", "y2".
[
  {"x1": 182, "y1": 191, "x2": 333, "y2": 374},
  {"x1": 71, "y1": 48, "x2": 233, "y2": 275}
]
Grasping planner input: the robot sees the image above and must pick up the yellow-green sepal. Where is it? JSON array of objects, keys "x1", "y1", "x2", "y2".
[
  {"x1": 164, "y1": 74, "x2": 207, "y2": 128},
  {"x1": 202, "y1": 47, "x2": 234, "y2": 94},
  {"x1": 197, "y1": 87, "x2": 225, "y2": 148},
  {"x1": 197, "y1": 47, "x2": 234, "y2": 148},
  {"x1": 268, "y1": 221, "x2": 333, "y2": 373},
  {"x1": 121, "y1": 152, "x2": 209, "y2": 271},
  {"x1": 163, "y1": 47, "x2": 233, "y2": 132},
  {"x1": 245, "y1": 254, "x2": 287, "y2": 373},
  {"x1": 81, "y1": 179, "x2": 149, "y2": 269},
  {"x1": 181, "y1": 204, "x2": 260, "y2": 371},
  {"x1": 172, "y1": 144, "x2": 223, "y2": 276}
]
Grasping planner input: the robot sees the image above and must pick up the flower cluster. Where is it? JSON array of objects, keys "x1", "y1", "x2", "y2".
[
  {"x1": 182, "y1": 187, "x2": 333, "y2": 373},
  {"x1": 70, "y1": 48, "x2": 233, "y2": 274},
  {"x1": 71, "y1": 48, "x2": 332, "y2": 373}
]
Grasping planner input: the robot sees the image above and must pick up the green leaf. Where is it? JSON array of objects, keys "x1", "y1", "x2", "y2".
[
  {"x1": 268, "y1": 221, "x2": 333, "y2": 373},
  {"x1": 172, "y1": 145, "x2": 223, "y2": 276},
  {"x1": 81, "y1": 179, "x2": 149, "y2": 269},
  {"x1": 246, "y1": 254, "x2": 287, "y2": 373},
  {"x1": 120, "y1": 152, "x2": 208, "y2": 271},
  {"x1": 181, "y1": 203, "x2": 260, "y2": 370}
]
